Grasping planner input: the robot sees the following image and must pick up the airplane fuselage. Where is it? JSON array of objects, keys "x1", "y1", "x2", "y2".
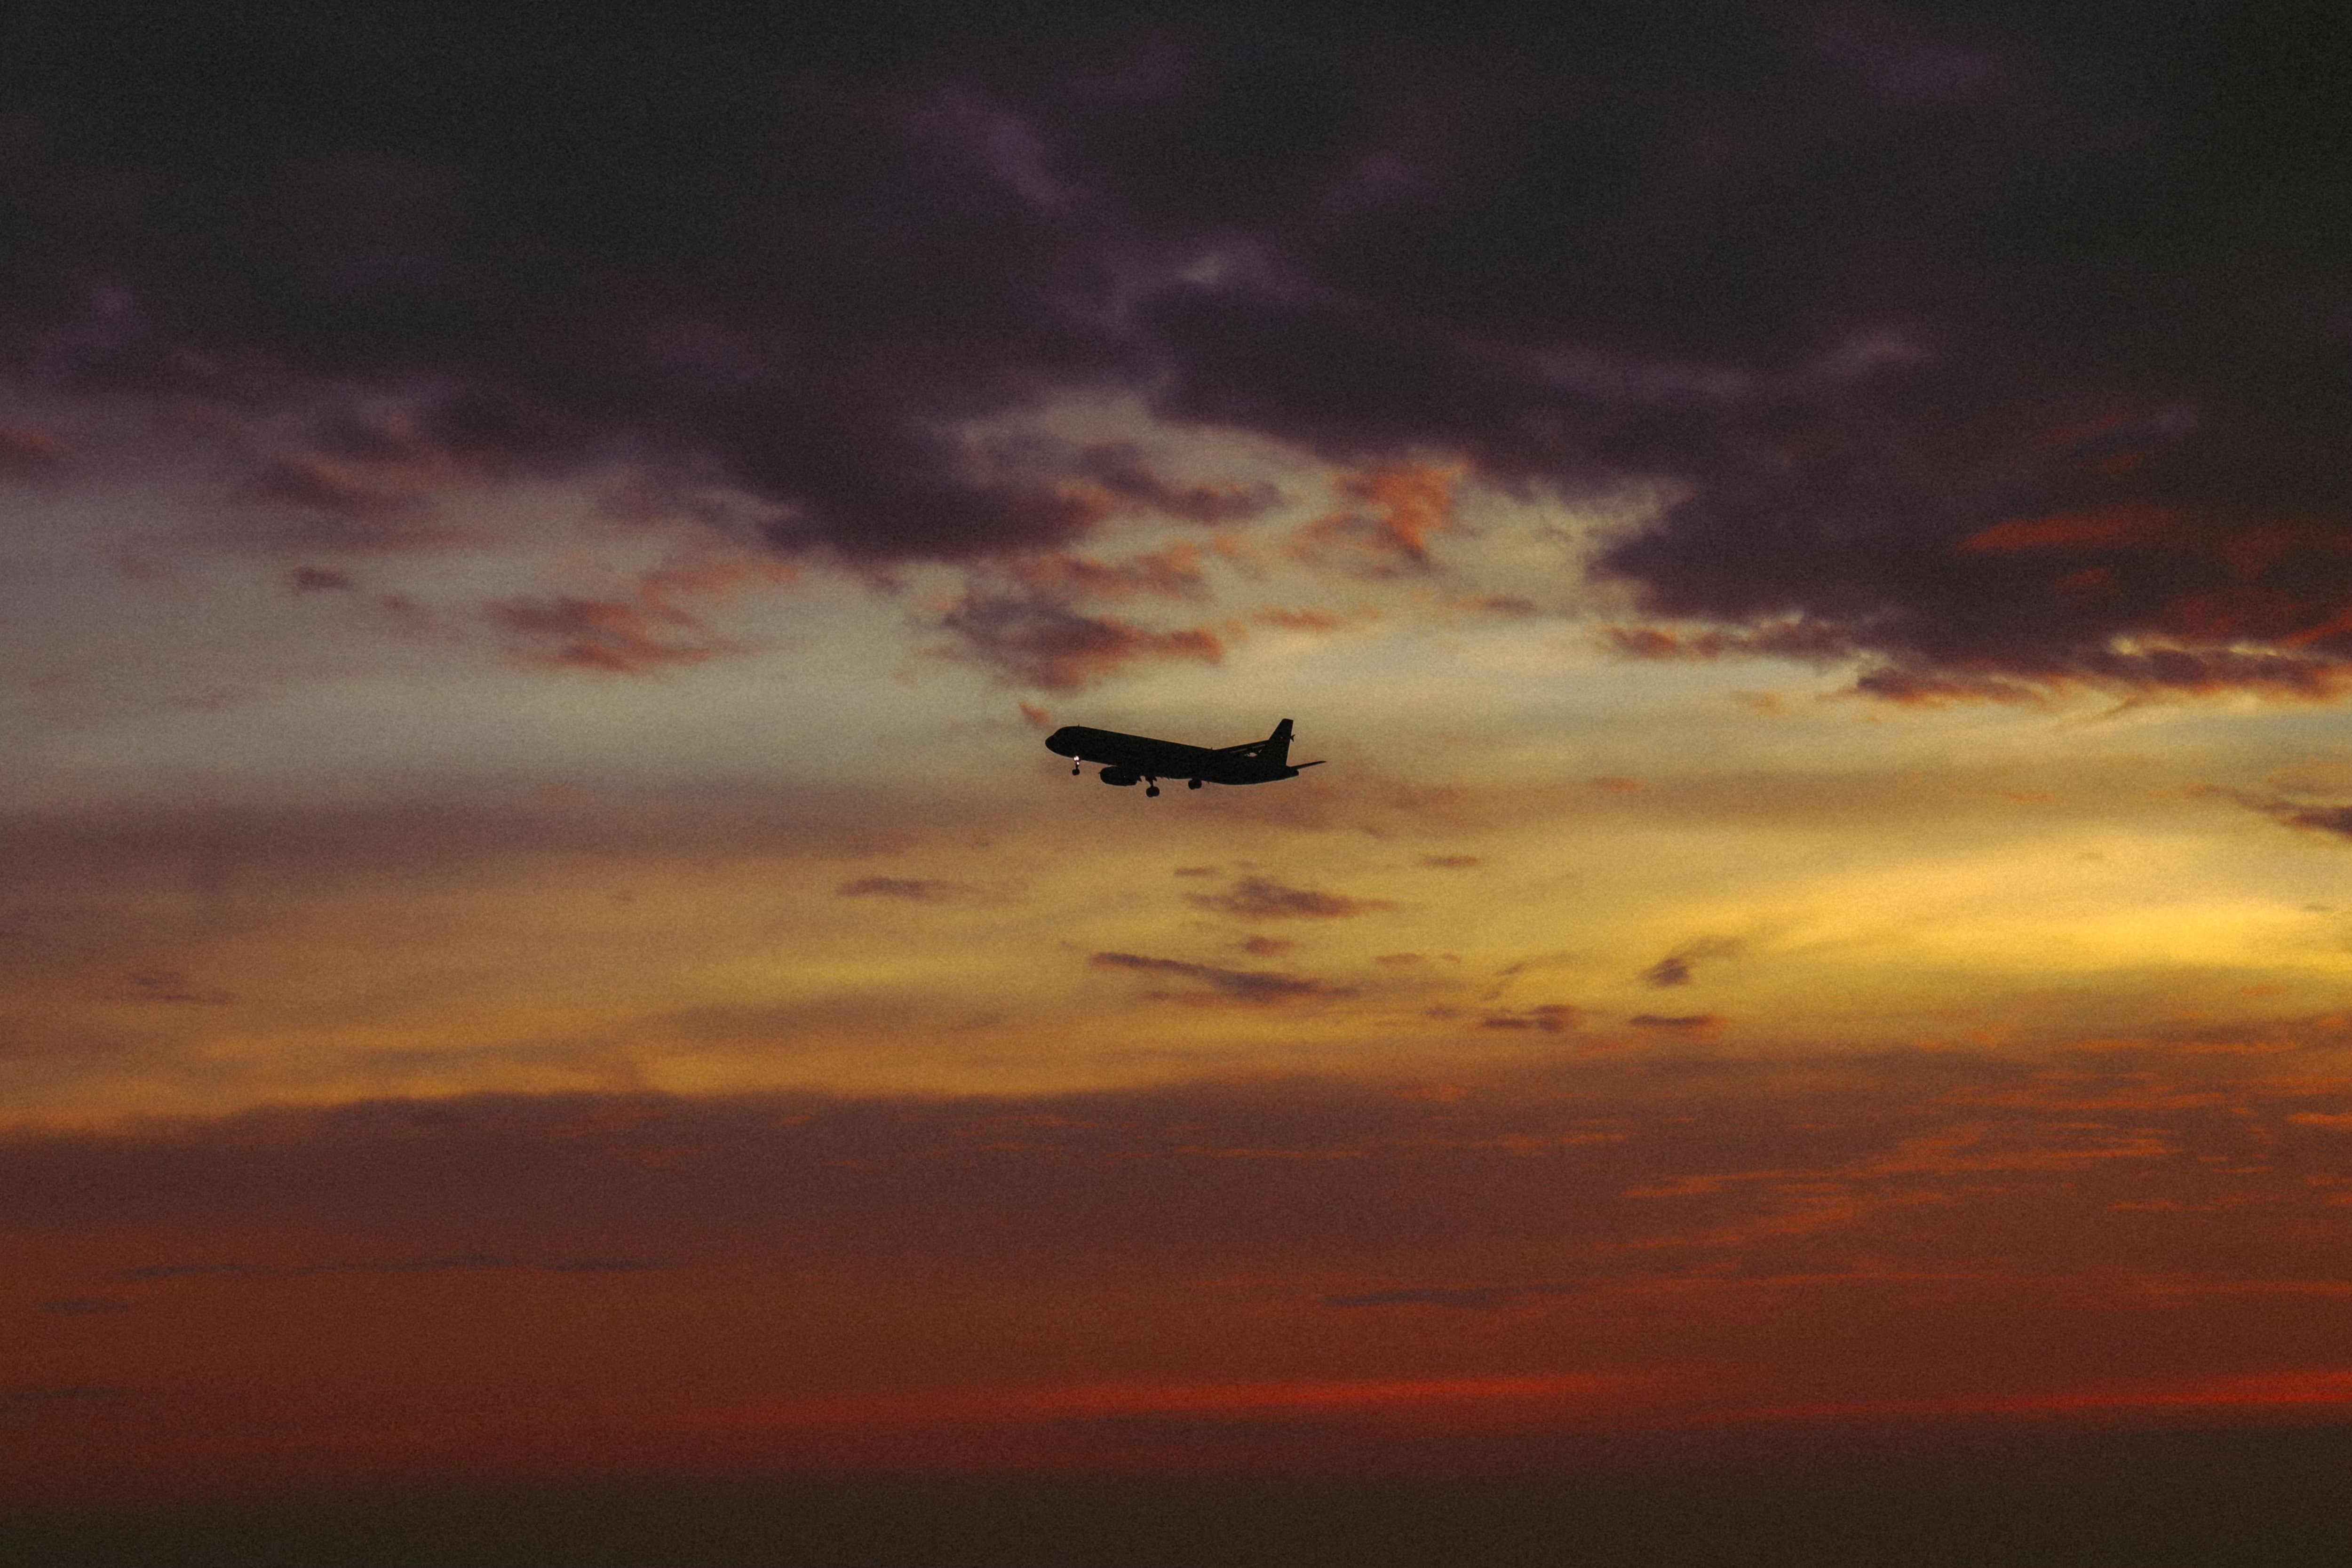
[{"x1": 1045, "y1": 722, "x2": 1318, "y2": 791}]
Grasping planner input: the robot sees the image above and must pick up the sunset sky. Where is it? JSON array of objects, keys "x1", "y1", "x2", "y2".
[{"x1": 8, "y1": 2, "x2": 2352, "y2": 1560}]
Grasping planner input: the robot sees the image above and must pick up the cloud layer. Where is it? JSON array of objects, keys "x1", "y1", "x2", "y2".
[
  {"x1": 5, "y1": 3, "x2": 2347, "y2": 691},
  {"x1": 11, "y1": 1036, "x2": 2352, "y2": 1506}
]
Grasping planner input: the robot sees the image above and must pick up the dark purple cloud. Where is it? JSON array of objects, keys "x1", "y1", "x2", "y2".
[{"x1": 3, "y1": 3, "x2": 2347, "y2": 692}]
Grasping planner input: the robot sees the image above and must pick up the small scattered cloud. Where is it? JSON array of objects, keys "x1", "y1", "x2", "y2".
[
  {"x1": 1089, "y1": 951, "x2": 1351, "y2": 1004},
  {"x1": 1252, "y1": 606, "x2": 1364, "y2": 634},
  {"x1": 1236, "y1": 935, "x2": 1295, "y2": 956},
  {"x1": 245, "y1": 454, "x2": 425, "y2": 519},
  {"x1": 1187, "y1": 876, "x2": 1396, "y2": 921},
  {"x1": 289, "y1": 565, "x2": 357, "y2": 593},
  {"x1": 122, "y1": 970, "x2": 237, "y2": 1006},
  {"x1": 1418, "y1": 855, "x2": 1482, "y2": 869},
  {"x1": 1628, "y1": 1013, "x2": 1724, "y2": 1034},
  {"x1": 1074, "y1": 443, "x2": 1281, "y2": 525},
  {"x1": 1604, "y1": 620, "x2": 1857, "y2": 666},
  {"x1": 2209, "y1": 786, "x2": 2352, "y2": 843},
  {"x1": 835, "y1": 877, "x2": 975, "y2": 902},
  {"x1": 1642, "y1": 937, "x2": 1743, "y2": 987},
  {"x1": 1460, "y1": 594, "x2": 1540, "y2": 618},
  {"x1": 1478, "y1": 1004, "x2": 1584, "y2": 1034},
  {"x1": 1293, "y1": 463, "x2": 1459, "y2": 575},
  {"x1": 1850, "y1": 666, "x2": 2053, "y2": 706},
  {"x1": 1172, "y1": 866, "x2": 1217, "y2": 878},
  {"x1": 492, "y1": 594, "x2": 730, "y2": 673},
  {"x1": 1017, "y1": 702, "x2": 1053, "y2": 729},
  {"x1": 1644, "y1": 955, "x2": 1697, "y2": 987},
  {"x1": 1590, "y1": 777, "x2": 1646, "y2": 795},
  {"x1": 492, "y1": 554, "x2": 790, "y2": 674},
  {"x1": 1005, "y1": 543, "x2": 1212, "y2": 602},
  {"x1": 2277, "y1": 803, "x2": 2352, "y2": 839},
  {"x1": 942, "y1": 589, "x2": 1224, "y2": 691}
]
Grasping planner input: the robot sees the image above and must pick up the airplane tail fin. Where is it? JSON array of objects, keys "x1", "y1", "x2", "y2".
[{"x1": 1215, "y1": 719, "x2": 1299, "y2": 762}]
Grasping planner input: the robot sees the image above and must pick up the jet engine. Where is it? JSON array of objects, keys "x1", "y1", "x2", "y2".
[{"x1": 1098, "y1": 768, "x2": 1141, "y2": 787}]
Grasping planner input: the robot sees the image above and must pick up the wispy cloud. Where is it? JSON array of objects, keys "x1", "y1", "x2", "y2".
[
  {"x1": 836, "y1": 877, "x2": 977, "y2": 902},
  {"x1": 1627, "y1": 1014, "x2": 1725, "y2": 1034},
  {"x1": 1478, "y1": 1004, "x2": 1583, "y2": 1034},
  {"x1": 1187, "y1": 877, "x2": 1396, "y2": 921},
  {"x1": 491, "y1": 594, "x2": 730, "y2": 673},
  {"x1": 1089, "y1": 951, "x2": 1352, "y2": 1004},
  {"x1": 1641, "y1": 939, "x2": 1743, "y2": 988},
  {"x1": 940, "y1": 589, "x2": 1224, "y2": 691}
]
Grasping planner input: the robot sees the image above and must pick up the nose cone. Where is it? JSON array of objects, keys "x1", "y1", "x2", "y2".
[{"x1": 1044, "y1": 726, "x2": 1079, "y2": 754}]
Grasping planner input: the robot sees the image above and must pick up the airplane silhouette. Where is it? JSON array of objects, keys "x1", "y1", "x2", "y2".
[{"x1": 1045, "y1": 719, "x2": 1324, "y2": 797}]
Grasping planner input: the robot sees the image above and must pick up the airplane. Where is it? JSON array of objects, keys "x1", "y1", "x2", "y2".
[{"x1": 1045, "y1": 718, "x2": 1324, "y2": 797}]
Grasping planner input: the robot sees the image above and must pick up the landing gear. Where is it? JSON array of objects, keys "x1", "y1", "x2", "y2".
[
  {"x1": 1145, "y1": 782, "x2": 1161, "y2": 797},
  {"x1": 1187, "y1": 778, "x2": 1202, "y2": 790},
  {"x1": 1071, "y1": 762, "x2": 1081, "y2": 775}
]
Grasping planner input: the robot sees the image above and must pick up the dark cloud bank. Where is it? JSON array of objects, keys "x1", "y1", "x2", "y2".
[
  {"x1": 13, "y1": 1046, "x2": 2352, "y2": 1560},
  {"x1": 6, "y1": 2, "x2": 2351, "y2": 694}
]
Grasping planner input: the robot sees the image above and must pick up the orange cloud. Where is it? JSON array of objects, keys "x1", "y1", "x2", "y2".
[
  {"x1": 1956, "y1": 504, "x2": 2182, "y2": 555},
  {"x1": 1006, "y1": 544, "x2": 1210, "y2": 601},
  {"x1": 490, "y1": 594, "x2": 727, "y2": 672},
  {"x1": 1294, "y1": 463, "x2": 1459, "y2": 573},
  {"x1": 1626, "y1": 1013, "x2": 1724, "y2": 1034},
  {"x1": 1604, "y1": 619, "x2": 1854, "y2": 664},
  {"x1": 489, "y1": 552, "x2": 791, "y2": 673}
]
